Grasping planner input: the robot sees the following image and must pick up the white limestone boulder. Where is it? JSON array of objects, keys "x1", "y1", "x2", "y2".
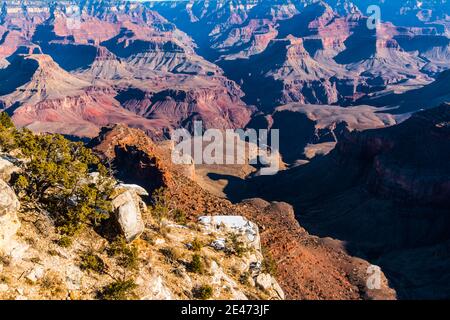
[
  {"x1": 0, "y1": 179, "x2": 21, "y2": 255},
  {"x1": 0, "y1": 156, "x2": 20, "y2": 182},
  {"x1": 111, "y1": 188, "x2": 145, "y2": 242},
  {"x1": 198, "y1": 215, "x2": 261, "y2": 251},
  {"x1": 255, "y1": 273, "x2": 285, "y2": 299},
  {"x1": 117, "y1": 183, "x2": 149, "y2": 196},
  {"x1": 138, "y1": 275, "x2": 173, "y2": 300}
]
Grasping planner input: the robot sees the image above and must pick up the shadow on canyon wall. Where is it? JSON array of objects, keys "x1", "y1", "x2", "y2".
[{"x1": 210, "y1": 105, "x2": 450, "y2": 299}]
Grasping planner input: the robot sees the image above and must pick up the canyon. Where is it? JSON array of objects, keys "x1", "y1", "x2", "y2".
[
  {"x1": 0, "y1": 0, "x2": 254, "y2": 138},
  {"x1": 0, "y1": 0, "x2": 449, "y2": 300},
  {"x1": 242, "y1": 104, "x2": 450, "y2": 299},
  {"x1": 152, "y1": 0, "x2": 450, "y2": 112}
]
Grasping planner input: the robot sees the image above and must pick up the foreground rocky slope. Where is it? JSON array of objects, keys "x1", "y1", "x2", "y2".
[
  {"x1": 0, "y1": 178, "x2": 284, "y2": 300},
  {"x1": 88, "y1": 123, "x2": 396, "y2": 300},
  {"x1": 0, "y1": 117, "x2": 397, "y2": 300},
  {"x1": 0, "y1": 121, "x2": 284, "y2": 300}
]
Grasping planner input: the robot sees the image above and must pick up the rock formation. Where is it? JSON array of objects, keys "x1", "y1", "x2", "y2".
[
  {"x1": 111, "y1": 184, "x2": 147, "y2": 242},
  {"x1": 0, "y1": 179, "x2": 22, "y2": 259},
  {"x1": 0, "y1": 0, "x2": 254, "y2": 138},
  {"x1": 247, "y1": 103, "x2": 399, "y2": 163},
  {"x1": 246, "y1": 104, "x2": 450, "y2": 299},
  {"x1": 89, "y1": 123, "x2": 397, "y2": 299},
  {"x1": 153, "y1": 0, "x2": 449, "y2": 111}
]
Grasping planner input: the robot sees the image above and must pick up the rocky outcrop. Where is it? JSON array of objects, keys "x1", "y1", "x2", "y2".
[
  {"x1": 247, "y1": 104, "x2": 450, "y2": 299},
  {"x1": 193, "y1": 214, "x2": 284, "y2": 299},
  {"x1": 90, "y1": 124, "x2": 172, "y2": 195},
  {"x1": 111, "y1": 184, "x2": 147, "y2": 242},
  {"x1": 198, "y1": 215, "x2": 261, "y2": 251},
  {"x1": 0, "y1": 179, "x2": 22, "y2": 257},
  {"x1": 197, "y1": 214, "x2": 284, "y2": 298},
  {"x1": 0, "y1": 155, "x2": 20, "y2": 182}
]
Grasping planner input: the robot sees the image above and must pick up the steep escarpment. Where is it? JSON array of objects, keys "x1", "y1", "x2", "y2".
[
  {"x1": 247, "y1": 103, "x2": 398, "y2": 163},
  {"x1": 246, "y1": 104, "x2": 450, "y2": 299},
  {"x1": 337, "y1": 104, "x2": 450, "y2": 206},
  {"x1": 240, "y1": 199, "x2": 395, "y2": 300}
]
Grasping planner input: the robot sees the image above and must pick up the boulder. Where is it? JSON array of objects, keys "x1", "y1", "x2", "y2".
[
  {"x1": 111, "y1": 189, "x2": 145, "y2": 242},
  {"x1": 272, "y1": 279, "x2": 285, "y2": 300},
  {"x1": 255, "y1": 273, "x2": 273, "y2": 291},
  {"x1": 0, "y1": 179, "x2": 21, "y2": 254},
  {"x1": 198, "y1": 215, "x2": 261, "y2": 251},
  {"x1": 0, "y1": 156, "x2": 20, "y2": 182},
  {"x1": 0, "y1": 179, "x2": 20, "y2": 216},
  {"x1": 117, "y1": 183, "x2": 149, "y2": 196},
  {"x1": 138, "y1": 275, "x2": 173, "y2": 300},
  {"x1": 25, "y1": 266, "x2": 45, "y2": 283},
  {"x1": 255, "y1": 273, "x2": 285, "y2": 299},
  {"x1": 209, "y1": 260, "x2": 248, "y2": 300},
  {"x1": 210, "y1": 238, "x2": 226, "y2": 251}
]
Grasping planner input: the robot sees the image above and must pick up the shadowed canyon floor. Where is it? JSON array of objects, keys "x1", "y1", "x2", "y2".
[
  {"x1": 214, "y1": 105, "x2": 450, "y2": 299},
  {"x1": 0, "y1": 0, "x2": 449, "y2": 300}
]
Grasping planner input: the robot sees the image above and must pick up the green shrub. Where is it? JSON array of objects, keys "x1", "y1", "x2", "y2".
[
  {"x1": 173, "y1": 208, "x2": 187, "y2": 225},
  {"x1": 159, "y1": 247, "x2": 181, "y2": 264},
  {"x1": 0, "y1": 114, "x2": 16, "y2": 152},
  {"x1": 150, "y1": 187, "x2": 170, "y2": 225},
  {"x1": 239, "y1": 272, "x2": 251, "y2": 286},
  {"x1": 80, "y1": 252, "x2": 105, "y2": 274},
  {"x1": 190, "y1": 238, "x2": 203, "y2": 252},
  {"x1": 141, "y1": 230, "x2": 155, "y2": 245},
  {"x1": 228, "y1": 233, "x2": 247, "y2": 257},
  {"x1": 193, "y1": 285, "x2": 213, "y2": 300},
  {"x1": 107, "y1": 237, "x2": 139, "y2": 270},
  {"x1": 9, "y1": 130, "x2": 114, "y2": 235},
  {"x1": 0, "y1": 112, "x2": 14, "y2": 129},
  {"x1": 262, "y1": 248, "x2": 277, "y2": 276},
  {"x1": 188, "y1": 254, "x2": 204, "y2": 274},
  {"x1": 57, "y1": 236, "x2": 72, "y2": 248},
  {"x1": 119, "y1": 245, "x2": 139, "y2": 270},
  {"x1": 98, "y1": 279, "x2": 137, "y2": 300}
]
